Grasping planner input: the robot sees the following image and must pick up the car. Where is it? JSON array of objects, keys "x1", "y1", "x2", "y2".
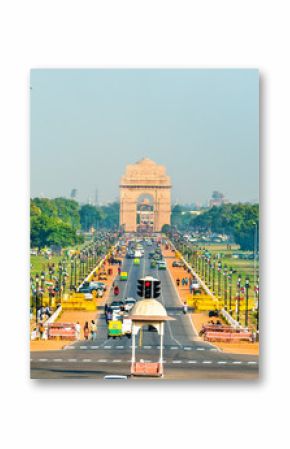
[
  {"x1": 124, "y1": 297, "x2": 136, "y2": 311},
  {"x1": 172, "y1": 260, "x2": 184, "y2": 267},
  {"x1": 149, "y1": 251, "x2": 155, "y2": 259},
  {"x1": 191, "y1": 279, "x2": 200, "y2": 290},
  {"x1": 157, "y1": 260, "x2": 167, "y2": 270},
  {"x1": 110, "y1": 300, "x2": 124, "y2": 312},
  {"x1": 151, "y1": 260, "x2": 157, "y2": 268},
  {"x1": 89, "y1": 281, "x2": 107, "y2": 291}
]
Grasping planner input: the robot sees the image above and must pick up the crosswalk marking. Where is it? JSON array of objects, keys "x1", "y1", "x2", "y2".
[
  {"x1": 188, "y1": 360, "x2": 197, "y2": 364},
  {"x1": 202, "y1": 361, "x2": 212, "y2": 364},
  {"x1": 80, "y1": 346, "x2": 87, "y2": 350},
  {"x1": 53, "y1": 359, "x2": 63, "y2": 362},
  {"x1": 91, "y1": 346, "x2": 99, "y2": 349}
]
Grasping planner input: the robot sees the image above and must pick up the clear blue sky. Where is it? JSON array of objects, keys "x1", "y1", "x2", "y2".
[{"x1": 30, "y1": 69, "x2": 259, "y2": 205}]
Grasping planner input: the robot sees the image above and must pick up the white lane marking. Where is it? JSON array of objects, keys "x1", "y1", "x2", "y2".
[
  {"x1": 170, "y1": 346, "x2": 178, "y2": 350},
  {"x1": 116, "y1": 346, "x2": 124, "y2": 349},
  {"x1": 247, "y1": 361, "x2": 257, "y2": 365},
  {"x1": 196, "y1": 347, "x2": 205, "y2": 351},
  {"x1": 210, "y1": 348, "x2": 218, "y2": 352},
  {"x1": 144, "y1": 346, "x2": 152, "y2": 349},
  {"x1": 232, "y1": 361, "x2": 242, "y2": 365},
  {"x1": 217, "y1": 361, "x2": 227, "y2": 364},
  {"x1": 98, "y1": 359, "x2": 107, "y2": 362},
  {"x1": 172, "y1": 360, "x2": 182, "y2": 364},
  {"x1": 184, "y1": 347, "x2": 191, "y2": 350},
  {"x1": 82, "y1": 359, "x2": 92, "y2": 362},
  {"x1": 113, "y1": 359, "x2": 121, "y2": 363},
  {"x1": 68, "y1": 359, "x2": 77, "y2": 362},
  {"x1": 104, "y1": 346, "x2": 112, "y2": 349},
  {"x1": 38, "y1": 358, "x2": 48, "y2": 362},
  {"x1": 91, "y1": 346, "x2": 99, "y2": 349},
  {"x1": 53, "y1": 359, "x2": 63, "y2": 362},
  {"x1": 65, "y1": 346, "x2": 75, "y2": 350},
  {"x1": 80, "y1": 346, "x2": 87, "y2": 349},
  {"x1": 188, "y1": 360, "x2": 197, "y2": 364},
  {"x1": 202, "y1": 361, "x2": 212, "y2": 364}
]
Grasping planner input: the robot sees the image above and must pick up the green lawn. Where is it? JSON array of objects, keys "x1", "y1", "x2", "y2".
[{"x1": 30, "y1": 255, "x2": 64, "y2": 277}]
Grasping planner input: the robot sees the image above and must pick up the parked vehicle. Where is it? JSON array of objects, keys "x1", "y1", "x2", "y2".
[{"x1": 172, "y1": 260, "x2": 184, "y2": 267}]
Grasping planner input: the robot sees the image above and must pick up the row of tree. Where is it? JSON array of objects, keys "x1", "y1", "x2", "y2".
[
  {"x1": 31, "y1": 198, "x2": 259, "y2": 251},
  {"x1": 168, "y1": 203, "x2": 259, "y2": 251},
  {"x1": 30, "y1": 198, "x2": 120, "y2": 248}
]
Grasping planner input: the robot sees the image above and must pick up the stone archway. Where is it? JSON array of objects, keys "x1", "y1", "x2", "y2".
[{"x1": 119, "y1": 158, "x2": 172, "y2": 232}]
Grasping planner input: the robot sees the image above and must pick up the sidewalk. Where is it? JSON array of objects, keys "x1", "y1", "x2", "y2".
[{"x1": 30, "y1": 257, "x2": 122, "y2": 352}]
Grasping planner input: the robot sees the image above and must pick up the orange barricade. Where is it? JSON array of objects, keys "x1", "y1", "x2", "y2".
[
  {"x1": 204, "y1": 331, "x2": 253, "y2": 343},
  {"x1": 47, "y1": 322, "x2": 77, "y2": 340}
]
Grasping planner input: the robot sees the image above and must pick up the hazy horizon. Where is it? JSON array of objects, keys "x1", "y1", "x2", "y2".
[{"x1": 30, "y1": 69, "x2": 259, "y2": 204}]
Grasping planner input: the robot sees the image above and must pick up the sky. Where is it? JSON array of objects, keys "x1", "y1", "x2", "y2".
[{"x1": 30, "y1": 69, "x2": 259, "y2": 205}]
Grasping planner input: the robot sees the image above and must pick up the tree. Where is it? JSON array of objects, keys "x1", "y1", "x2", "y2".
[{"x1": 79, "y1": 204, "x2": 103, "y2": 231}]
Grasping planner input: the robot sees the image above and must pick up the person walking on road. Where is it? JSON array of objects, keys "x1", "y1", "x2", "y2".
[
  {"x1": 75, "y1": 321, "x2": 81, "y2": 340},
  {"x1": 90, "y1": 320, "x2": 97, "y2": 341},
  {"x1": 176, "y1": 278, "x2": 180, "y2": 287},
  {"x1": 84, "y1": 321, "x2": 89, "y2": 340},
  {"x1": 183, "y1": 301, "x2": 188, "y2": 314}
]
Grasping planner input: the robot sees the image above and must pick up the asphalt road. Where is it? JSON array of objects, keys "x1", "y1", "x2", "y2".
[{"x1": 31, "y1": 242, "x2": 259, "y2": 380}]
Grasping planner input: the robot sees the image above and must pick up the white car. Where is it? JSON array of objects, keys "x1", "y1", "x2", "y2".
[
  {"x1": 124, "y1": 298, "x2": 137, "y2": 311},
  {"x1": 191, "y1": 279, "x2": 200, "y2": 290}
]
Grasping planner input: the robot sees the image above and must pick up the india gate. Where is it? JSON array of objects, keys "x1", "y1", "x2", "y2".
[{"x1": 119, "y1": 158, "x2": 172, "y2": 232}]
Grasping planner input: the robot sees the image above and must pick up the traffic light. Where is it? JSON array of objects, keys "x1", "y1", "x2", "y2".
[
  {"x1": 153, "y1": 280, "x2": 161, "y2": 298},
  {"x1": 137, "y1": 279, "x2": 145, "y2": 297},
  {"x1": 144, "y1": 280, "x2": 152, "y2": 298}
]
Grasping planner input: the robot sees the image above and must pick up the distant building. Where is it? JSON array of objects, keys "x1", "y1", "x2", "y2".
[{"x1": 209, "y1": 191, "x2": 229, "y2": 207}]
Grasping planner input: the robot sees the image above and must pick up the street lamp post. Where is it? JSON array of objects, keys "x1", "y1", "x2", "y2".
[
  {"x1": 217, "y1": 262, "x2": 222, "y2": 297},
  {"x1": 245, "y1": 276, "x2": 250, "y2": 327},
  {"x1": 208, "y1": 259, "x2": 211, "y2": 287},
  {"x1": 223, "y1": 266, "x2": 228, "y2": 310},
  {"x1": 35, "y1": 274, "x2": 40, "y2": 323},
  {"x1": 228, "y1": 268, "x2": 233, "y2": 314},
  {"x1": 212, "y1": 262, "x2": 216, "y2": 294},
  {"x1": 236, "y1": 275, "x2": 242, "y2": 323}
]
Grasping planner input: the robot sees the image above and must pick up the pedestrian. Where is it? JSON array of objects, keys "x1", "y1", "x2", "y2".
[
  {"x1": 75, "y1": 321, "x2": 81, "y2": 340},
  {"x1": 39, "y1": 321, "x2": 45, "y2": 340},
  {"x1": 90, "y1": 320, "x2": 97, "y2": 341},
  {"x1": 84, "y1": 321, "x2": 89, "y2": 340},
  {"x1": 183, "y1": 301, "x2": 188, "y2": 314},
  {"x1": 182, "y1": 278, "x2": 185, "y2": 286},
  {"x1": 176, "y1": 278, "x2": 180, "y2": 287},
  {"x1": 118, "y1": 267, "x2": 121, "y2": 275}
]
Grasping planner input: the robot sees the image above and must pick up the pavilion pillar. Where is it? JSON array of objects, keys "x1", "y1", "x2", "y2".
[
  {"x1": 159, "y1": 322, "x2": 164, "y2": 363},
  {"x1": 132, "y1": 326, "x2": 136, "y2": 363}
]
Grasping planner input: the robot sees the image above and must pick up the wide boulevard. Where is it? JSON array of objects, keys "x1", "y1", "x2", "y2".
[{"x1": 31, "y1": 243, "x2": 259, "y2": 380}]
